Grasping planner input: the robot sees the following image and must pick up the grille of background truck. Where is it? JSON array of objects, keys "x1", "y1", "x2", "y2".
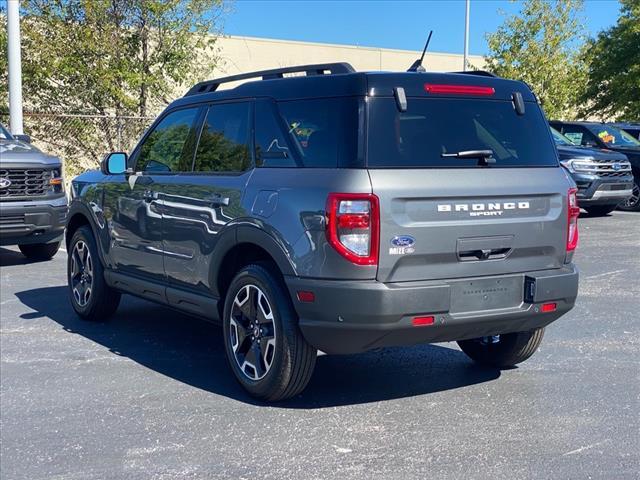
[{"x1": 0, "y1": 168, "x2": 52, "y2": 199}]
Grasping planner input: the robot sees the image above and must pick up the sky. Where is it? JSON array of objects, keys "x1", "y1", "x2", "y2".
[{"x1": 223, "y1": 0, "x2": 622, "y2": 56}]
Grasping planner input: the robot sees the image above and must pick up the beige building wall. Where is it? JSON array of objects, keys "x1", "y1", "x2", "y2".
[{"x1": 211, "y1": 35, "x2": 485, "y2": 81}]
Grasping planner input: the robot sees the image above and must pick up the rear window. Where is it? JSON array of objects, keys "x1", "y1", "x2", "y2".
[
  {"x1": 367, "y1": 98, "x2": 558, "y2": 168},
  {"x1": 277, "y1": 98, "x2": 360, "y2": 168}
]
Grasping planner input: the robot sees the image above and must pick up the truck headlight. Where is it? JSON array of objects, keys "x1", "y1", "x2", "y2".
[
  {"x1": 48, "y1": 167, "x2": 65, "y2": 194},
  {"x1": 560, "y1": 158, "x2": 599, "y2": 174}
]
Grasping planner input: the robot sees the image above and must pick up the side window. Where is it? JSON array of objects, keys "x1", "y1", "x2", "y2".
[
  {"x1": 277, "y1": 98, "x2": 359, "y2": 168},
  {"x1": 135, "y1": 108, "x2": 200, "y2": 172},
  {"x1": 255, "y1": 101, "x2": 295, "y2": 167},
  {"x1": 194, "y1": 102, "x2": 252, "y2": 173},
  {"x1": 562, "y1": 126, "x2": 598, "y2": 147}
]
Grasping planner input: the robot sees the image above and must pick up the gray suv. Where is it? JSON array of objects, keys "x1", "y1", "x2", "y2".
[
  {"x1": 66, "y1": 64, "x2": 579, "y2": 401},
  {"x1": 0, "y1": 124, "x2": 67, "y2": 259}
]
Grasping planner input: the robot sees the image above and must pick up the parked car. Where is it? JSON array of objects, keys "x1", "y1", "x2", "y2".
[
  {"x1": 549, "y1": 121, "x2": 640, "y2": 211},
  {"x1": 67, "y1": 63, "x2": 579, "y2": 401},
  {"x1": 550, "y1": 127, "x2": 633, "y2": 216},
  {"x1": 609, "y1": 122, "x2": 640, "y2": 140},
  {"x1": 0, "y1": 123, "x2": 67, "y2": 259}
]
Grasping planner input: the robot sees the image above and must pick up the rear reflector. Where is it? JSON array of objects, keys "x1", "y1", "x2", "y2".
[
  {"x1": 296, "y1": 291, "x2": 315, "y2": 303},
  {"x1": 541, "y1": 302, "x2": 557, "y2": 313},
  {"x1": 424, "y1": 84, "x2": 495, "y2": 96},
  {"x1": 412, "y1": 316, "x2": 435, "y2": 327}
]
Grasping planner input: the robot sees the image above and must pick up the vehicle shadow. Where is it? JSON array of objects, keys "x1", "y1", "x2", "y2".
[
  {"x1": 0, "y1": 247, "x2": 37, "y2": 267},
  {"x1": 14, "y1": 285, "x2": 501, "y2": 408}
]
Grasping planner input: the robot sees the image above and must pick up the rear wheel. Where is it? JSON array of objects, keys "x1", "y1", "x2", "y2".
[
  {"x1": 585, "y1": 205, "x2": 616, "y2": 217},
  {"x1": 67, "y1": 226, "x2": 120, "y2": 321},
  {"x1": 223, "y1": 264, "x2": 316, "y2": 401},
  {"x1": 18, "y1": 241, "x2": 60, "y2": 261},
  {"x1": 618, "y1": 176, "x2": 640, "y2": 211},
  {"x1": 457, "y1": 328, "x2": 544, "y2": 368}
]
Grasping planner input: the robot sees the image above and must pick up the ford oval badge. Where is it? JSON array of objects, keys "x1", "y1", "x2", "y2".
[{"x1": 391, "y1": 235, "x2": 415, "y2": 248}]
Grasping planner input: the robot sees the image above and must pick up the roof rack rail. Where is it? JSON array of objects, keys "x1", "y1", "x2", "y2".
[
  {"x1": 449, "y1": 70, "x2": 497, "y2": 77},
  {"x1": 184, "y1": 62, "x2": 356, "y2": 97}
]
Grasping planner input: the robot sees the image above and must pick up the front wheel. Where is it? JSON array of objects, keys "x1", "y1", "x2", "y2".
[
  {"x1": 223, "y1": 264, "x2": 317, "y2": 402},
  {"x1": 585, "y1": 205, "x2": 616, "y2": 217},
  {"x1": 457, "y1": 328, "x2": 545, "y2": 368},
  {"x1": 18, "y1": 241, "x2": 61, "y2": 261},
  {"x1": 618, "y1": 176, "x2": 640, "y2": 211},
  {"x1": 67, "y1": 226, "x2": 121, "y2": 321}
]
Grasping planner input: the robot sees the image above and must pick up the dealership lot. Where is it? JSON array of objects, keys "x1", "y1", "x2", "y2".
[{"x1": 1, "y1": 212, "x2": 638, "y2": 480}]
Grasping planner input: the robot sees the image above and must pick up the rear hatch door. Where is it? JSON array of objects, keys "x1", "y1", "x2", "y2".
[{"x1": 366, "y1": 95, "x2": 571, "y2": 283}]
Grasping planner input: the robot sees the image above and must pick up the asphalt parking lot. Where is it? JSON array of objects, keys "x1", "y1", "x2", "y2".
[{"x1": 1, "y1": 211, "x2": 638, "y2": 480}]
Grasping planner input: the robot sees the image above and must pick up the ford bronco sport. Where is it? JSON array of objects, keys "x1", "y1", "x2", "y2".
[
  {"x1": 66, "y1": 63, "x2": 579, "y2": 401},
  {"x1": 0, "y1": 123, "x2": 67, "y2": 259}
]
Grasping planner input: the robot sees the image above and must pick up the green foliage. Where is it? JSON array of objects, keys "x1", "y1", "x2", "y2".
[
  {"x1": 0, "y1": 6, "x2": 7, "y2": 107},
  {"x1": 580, "y1": 0, "x2": 640, "y2": 121},
  {"x1": 484, "y1": 0, "x2": 587, "y2": 120},
  {"x1": 5, "y1": 0, "x2": 225, "y2": 176},
  {"x1": 19, "y1": 0, "x2": 224, "y2": 117}
]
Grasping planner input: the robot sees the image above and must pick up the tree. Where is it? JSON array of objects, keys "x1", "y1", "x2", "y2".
[
  {"x1": 2, "y1": 0, "x2": 225, "y2": 175},
  {"x1": 484, "y1": 0, "x2": 587, "y2": 120},
  {"x1": 20, "y1": 0, "x2": 224, "y2": 117},
  {"x1": 580, "y1": 0, "x2": 640, "y2": 121}
]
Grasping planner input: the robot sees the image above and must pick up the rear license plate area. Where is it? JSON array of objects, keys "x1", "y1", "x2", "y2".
[{"x1": 450, "y1": 276, "x2": 524, "y2": 313}]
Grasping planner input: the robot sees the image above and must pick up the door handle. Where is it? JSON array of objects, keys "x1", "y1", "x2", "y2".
[{"x1": 205, "y1": 194, "x2": 230, "y2": 207}]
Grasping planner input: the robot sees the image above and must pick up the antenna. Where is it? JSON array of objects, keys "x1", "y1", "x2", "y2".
[{"x1": 407, "y1": 31, "x2": 433, "y2": 72}]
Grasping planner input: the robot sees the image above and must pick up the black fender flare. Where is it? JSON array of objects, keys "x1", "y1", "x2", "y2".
[
  {"x1": 66, "y1": 200, "x2": 110, "y2": 268},
  {"x1": 208, "y1": 223, "x2": 297, "y2": 298}
]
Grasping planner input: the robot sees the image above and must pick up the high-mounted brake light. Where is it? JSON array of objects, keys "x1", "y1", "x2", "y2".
[
  {"x1": 566, "y1": 187, "x2": 580, "y2": 253},
  {"x1": 326, "y1": 193, "x2": 379, "y2": 266},
  {"x1": 424, "y1": 84, "x2": 495, "y2": 96}
]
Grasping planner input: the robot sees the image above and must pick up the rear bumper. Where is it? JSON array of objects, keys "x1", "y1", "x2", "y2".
[
  {"x1": 0, "y1": 197, "x2": 68, "y2": 246},
  {"x1": 572, "y1": 173, "x2": 634, "y2": 205},
  {"x1": 286, "y1": 265, "x2": 578, "y2": 354}
]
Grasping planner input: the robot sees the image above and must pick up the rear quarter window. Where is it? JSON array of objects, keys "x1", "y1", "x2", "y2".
[
  {"x1": 367, "y1": 98, "x2": 559, "y2": 168},
  {"x1": 277, "y1": 97, "x2": 361, "y2": 168}
]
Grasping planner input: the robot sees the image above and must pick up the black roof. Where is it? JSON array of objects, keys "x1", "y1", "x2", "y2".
[{"x1": 169, "y1": 62, "x2": 535, "y2": 110}]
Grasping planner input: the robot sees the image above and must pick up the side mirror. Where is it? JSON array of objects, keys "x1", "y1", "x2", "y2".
[
  {"x1": 101, "y1": 152, "x2": 128, "y2": 175},
  {"x1": 15, "y1": 134, "x2": 31, "y2": 143}
]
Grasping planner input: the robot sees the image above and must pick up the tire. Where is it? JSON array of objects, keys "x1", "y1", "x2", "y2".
[
  {"x1": 18, "y1": 241, "x2": 61, "y2": 261},
  {"x1": 223, "y1": 264, "x2": 317, "y2": 402},
  {"x1": 618, "y1": 175, "x2": 640, "y2": 211},
  {"x1": 67, "y1": 225, "x2": 121, "y2": 321},
  {"x1": 457, "y1": 328, "x2": 545, "y2": 368},
  {"x1": 585, "y1": 205, "x2": 616, "y2": 217}
]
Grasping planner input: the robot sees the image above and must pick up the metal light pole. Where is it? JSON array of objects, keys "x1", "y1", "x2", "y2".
[
  {"x1": 7, "y1": 0, "x2": 24, "y2": 135},
  {"x1": 463, "y1": 0, "x2": 470, "y2": 71}
]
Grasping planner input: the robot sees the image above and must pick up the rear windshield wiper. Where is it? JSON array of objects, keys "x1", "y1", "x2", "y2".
[{"x1": 441, "y1": 149, "x2": 496, "y2": 165}]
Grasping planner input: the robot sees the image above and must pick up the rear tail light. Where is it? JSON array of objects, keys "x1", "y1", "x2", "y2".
[
  {"x1": 326, "y1": 193, "x2": 379, "y2": 265},
  {"x1": 567, "y1": 188, "x2": 580, "y2": 252},
  {"x1": 424, "y1": 84, "x2": 495, "y2": 96}
]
